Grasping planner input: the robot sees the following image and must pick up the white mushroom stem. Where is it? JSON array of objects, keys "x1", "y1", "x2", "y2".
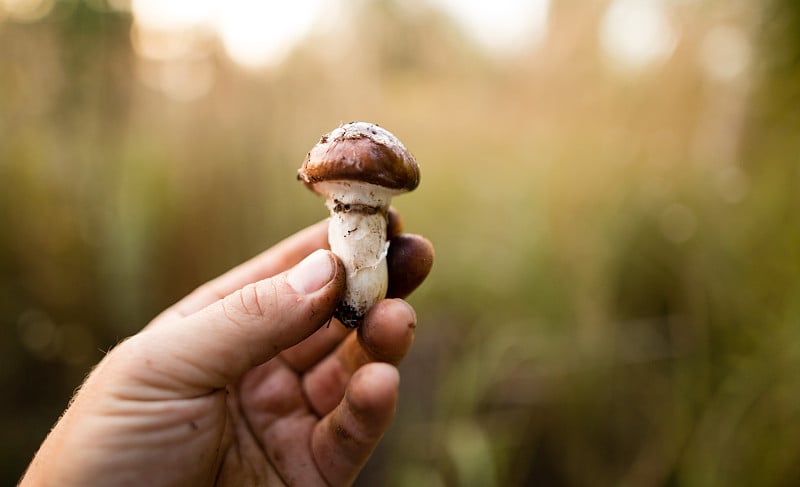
[{"x1": 314, "y1": 180, "x2": 399, "y2": 326}]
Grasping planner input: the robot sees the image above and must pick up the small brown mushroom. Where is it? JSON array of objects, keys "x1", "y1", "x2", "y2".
[{"x1": 298, "y1": 122, "x2": 419, "y2": 327}]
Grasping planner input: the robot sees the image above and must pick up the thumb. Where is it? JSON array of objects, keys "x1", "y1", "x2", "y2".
[{"x1": 117, "y1": 250, "x2": 344, "y2": 396}]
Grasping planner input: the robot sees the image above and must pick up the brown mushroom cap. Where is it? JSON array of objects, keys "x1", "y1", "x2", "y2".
[{"x1": 298, "y1": 122, "x2": 419, "y2": 192}]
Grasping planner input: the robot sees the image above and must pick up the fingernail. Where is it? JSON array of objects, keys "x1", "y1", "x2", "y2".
[{"x1": 287, "y1": 250, "x2": 336, "y2": 295}]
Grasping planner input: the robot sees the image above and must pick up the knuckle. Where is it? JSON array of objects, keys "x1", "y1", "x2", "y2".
[{"x1": 224, "y1": 279, "x2": 280, "y2": 322}]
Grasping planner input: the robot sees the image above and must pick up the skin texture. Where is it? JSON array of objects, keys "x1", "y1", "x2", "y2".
[{"x1": 21, "y1": 215, "x2": 434, "y2": 487}]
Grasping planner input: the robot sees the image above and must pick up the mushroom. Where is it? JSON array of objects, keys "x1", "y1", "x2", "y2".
[{"x1": 298, "y1": 122, "x2": 420, "y2": 327}]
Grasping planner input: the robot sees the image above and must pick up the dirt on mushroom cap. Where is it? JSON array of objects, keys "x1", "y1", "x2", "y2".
[{"x1": 298, "y1": 122, "x2": 419, "y2": 192}]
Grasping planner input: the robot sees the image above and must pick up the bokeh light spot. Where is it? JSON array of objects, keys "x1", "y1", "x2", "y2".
[
  {"x1": 0, "y1": 0, "x2": 53, "y2": 22},
  {"x1": 430, "y1": 0, "x2": 550, "y2": 54},
  {"x1": 214, "y1": 0, "x2": 322, "y2": 69},
  {"x1": 699, "y1": 24, "x2": 752, "y2": 83},
  {"x1": 130, "y1": 24, "x2": 203, "y2": 62},
  {"x1": 17, "y1": 309, "x2": 59, "y2": 360},
  {"x1": 131, "y1": 0, "x2": 215, "y2": 31},
  {"x1": 599, "y1": 0, "x2": 678, "y2": 71}
]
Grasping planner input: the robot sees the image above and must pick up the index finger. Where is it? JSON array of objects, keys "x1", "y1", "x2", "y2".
[
  {"x1": 148, "y1": 208, "x2": 415, "y2": 328},
  {"x1": 150, "y1": 220, "x2": 330, "y2": 326}
]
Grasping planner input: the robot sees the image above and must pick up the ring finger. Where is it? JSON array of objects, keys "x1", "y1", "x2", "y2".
[{"x1": 301, "y1": 299, "x2": 416, "y2": 416}]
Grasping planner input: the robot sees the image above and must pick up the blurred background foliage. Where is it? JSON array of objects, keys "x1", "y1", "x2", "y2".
[{"x1": 1, "y1": 0, "x2": 800, "y2": 485}]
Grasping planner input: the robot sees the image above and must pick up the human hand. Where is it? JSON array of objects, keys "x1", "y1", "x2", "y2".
[{"x1": 21, "y1": 215, "x2": 433, "y2": 486}]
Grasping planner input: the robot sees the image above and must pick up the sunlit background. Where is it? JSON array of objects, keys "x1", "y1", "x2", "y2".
[{"x1": 2, "y1": 0, "x2": 800, "y2": 484}]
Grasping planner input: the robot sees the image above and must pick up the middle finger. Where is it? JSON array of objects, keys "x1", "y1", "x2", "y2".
[{"x1": 301, "y1": 299, "x2": 416, "y2": 417}]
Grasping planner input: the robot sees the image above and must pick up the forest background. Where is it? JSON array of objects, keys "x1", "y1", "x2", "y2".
[{"x1": 2, "y1": 0, "x2": 799, "y2": 485}]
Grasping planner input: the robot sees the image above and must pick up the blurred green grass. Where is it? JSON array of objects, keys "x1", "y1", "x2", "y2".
[{"x1": 2, "y1": 0, "x2": 800, "y2": 485}]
